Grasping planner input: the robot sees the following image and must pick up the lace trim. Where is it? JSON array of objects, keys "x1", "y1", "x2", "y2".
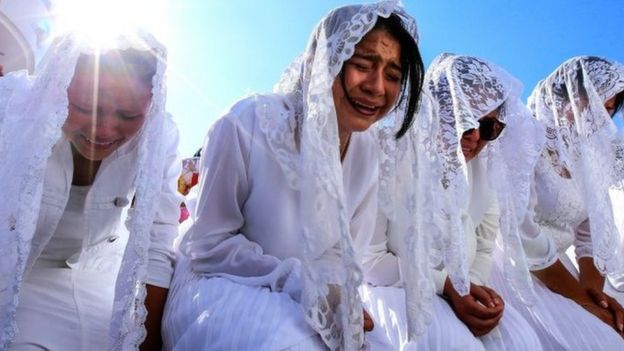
[
  {"x1": 528, "y1": 56, "x2": 624, "y2": 275},
  {"x1": 0, "y1": 31, "x2": 170, "y2": 350},
  {"x1": 269, "y1": 1, "x2": 420, "y2": 348},
  {"x1": 488, "y1": 102, "x2": 544, "y2": 305}
]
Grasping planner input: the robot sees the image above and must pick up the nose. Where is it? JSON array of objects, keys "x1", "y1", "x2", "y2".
[
  {"x1": 90, "y1": 110, "x2": 118, "y2": 140},
  {"x1": 463, "y1": 128, "x2": 480, "y2": 142},
  {"x1": 362, "y1": 69, "x2": 385, "y2": 96}
]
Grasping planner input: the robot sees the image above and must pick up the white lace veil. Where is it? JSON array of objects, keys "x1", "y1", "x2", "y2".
[
  {"x1": 528, "y1": 56, "x2": 624, "y2": 276},
  {"x1": 426, "y1": 54, "x2": 544, "y2": 304},
  {"x1": 375, "y1": 94, "x2": 440, "y2": 340},
  {"x1": 272, "y1": 1, "x2": 419, "y2": 349},
  {"x1": 0, "y1": 30, "x2": 170, "y2": 350}
]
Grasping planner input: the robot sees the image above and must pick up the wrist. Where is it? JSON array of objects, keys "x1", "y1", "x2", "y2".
[
  {"x1": 442, "y1": 277, "x2": 456, "y2": 299},
  {"x1": 578, "y1": 257, "x2": 605, "y2": 290}
]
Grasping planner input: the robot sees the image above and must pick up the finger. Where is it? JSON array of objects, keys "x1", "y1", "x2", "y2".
[
  {"x1": 464, "y1": 297, "x2": 503, "y2": 319},
  {"x1": 363, "y1": 310, "x2": 374, "y2": 332},
  {"x1": 463, "y1": 313, "x2": 502, "y2": 335},
  {"x1": 481, "y1": 286, "x2": 504, "y2": 307},
  {"x1": 471, "y1": 287, "x2": 495, "y2": 308},
  {"x1": 607, "y1": 297, "x2": 624, "y2": 333},
  {"x1": 587, "y1": 288, "x2": 609, "y2": 309},
  {"x1": 585, "y1": 304, "x2": 617, "y2": 329}
]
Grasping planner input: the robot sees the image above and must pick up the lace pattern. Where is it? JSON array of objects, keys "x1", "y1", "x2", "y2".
[
  {"x1": 487, "y1": 97, "x2": 544, "y2": 305},
  {"x1": 376, "y1": 94, "x2": 440, "y2": 339},
  {"x1": 0, "y1": 31, "x2": 170, "y2": 350},
  {"x1": 426, "y1": 54, "x2": 542, "y2": 303},
  {"x1": 528, "y1": 56, "x2": 624, "y2": 275},
  {"x1": 533, "y1": 155, "x2": 586, "y2": 251},
  {"x1": 270, "y1": 1, "x2": 420, "y2": 348}
]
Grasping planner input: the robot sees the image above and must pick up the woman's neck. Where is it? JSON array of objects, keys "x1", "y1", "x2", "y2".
[
  {"x1": 339, "y1": 130, "x2": 352, "y2": 162},
  {"x1": 71, "y1": 145, "x2": 101, "y2": 186}
]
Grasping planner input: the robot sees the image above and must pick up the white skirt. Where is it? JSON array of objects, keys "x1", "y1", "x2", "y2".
[
  {"x1": 361, "y1": 284, "x2": 542, "y2": 351},
  {"x1": 162, "y1": 259, "x2": 325, "y2": 351},
  {"x1": 489, "y1": 251, "x2": 624, "y2": 351},
  {"x1": 10, "y1": 267, "x2": 115, "y2": 351}
]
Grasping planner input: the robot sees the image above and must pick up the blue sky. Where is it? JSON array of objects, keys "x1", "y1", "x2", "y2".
[{"x1": 163, "y1": 0, "x2": 624, "y2": 156}]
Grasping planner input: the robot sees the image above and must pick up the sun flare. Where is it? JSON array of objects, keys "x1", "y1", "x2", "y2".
[{"x1": 52, "y1": 0, "x2": 170, "y2": 47}]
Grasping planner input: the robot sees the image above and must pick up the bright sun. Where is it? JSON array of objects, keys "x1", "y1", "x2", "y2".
[{"x1": 52, "y1": 0, "x2": 170, "y2": 47}]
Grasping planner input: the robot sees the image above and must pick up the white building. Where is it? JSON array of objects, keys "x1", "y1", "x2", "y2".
[{"x1": 0, "y1": 0, "x2": 53, "y2": 74}]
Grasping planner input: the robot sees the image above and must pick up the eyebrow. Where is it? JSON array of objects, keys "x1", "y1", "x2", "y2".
[{"x1": 351, "y1": 52, "x2": 402, "y2": 72}]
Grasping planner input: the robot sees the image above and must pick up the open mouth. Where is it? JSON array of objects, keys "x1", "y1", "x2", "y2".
[
  {"x1": 349, "y1": 98, "x2": 382, "y2": 117},
  {"x1": 81, "y1": 135, "x2": 119, "y2": 149}
]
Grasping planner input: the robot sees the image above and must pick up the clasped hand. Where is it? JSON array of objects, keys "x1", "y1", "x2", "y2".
[{"x1": 443, "y1": 278, "x2": 504, "y2": 336}]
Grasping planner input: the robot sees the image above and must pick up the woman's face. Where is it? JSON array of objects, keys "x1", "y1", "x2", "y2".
[
  {"x1": 63, "y1": 59, "x2": 152, "y2": 162},
  {"x1": 461, "y1": 109, "x2": 500, "y2": 162},
  {"x1": 332, "y1": 28, "x2": 403, "y2": 135}
]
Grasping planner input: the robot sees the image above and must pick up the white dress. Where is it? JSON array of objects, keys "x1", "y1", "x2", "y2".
[
  {"x1": 362, "y1": 153, "x2": 542, "y2": 351},
  {"x1": 162, "y1": 95, "x2": 379, "y2": 350},
  {"x1": 493, "y1": 155, "x2": 624, "y2": 350},
  {"x1": 7, "y1": 120, "x2": 181, "y2": 351}
]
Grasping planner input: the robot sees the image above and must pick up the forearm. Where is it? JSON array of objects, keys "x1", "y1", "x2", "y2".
[
  {"x1": 578, "y1": 257, "x2": 606, "y2": 291},
  {"x1": 140, "y1": 284, "x2": 169, "y2": 351},
  {"x1": 532, "y1": 259, "x2": 587, "y2": 302}
]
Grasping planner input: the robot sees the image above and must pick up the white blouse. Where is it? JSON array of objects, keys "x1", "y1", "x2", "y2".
[
  {"x1": 521, "y1": 154, "x2": 591, "y2": 271},
  {"x1": 35, "y1": 185, "x2": 90, "y2": 268},
  {"x1": 364, "y1": 151, "x2": 500, "y2": 294},
  {"x1": 180, "y1": 94, "x2": 379, "y2": 299}
]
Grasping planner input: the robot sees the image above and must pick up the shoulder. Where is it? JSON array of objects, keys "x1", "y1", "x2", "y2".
[{"x1": 209, "y1": 93, "x2": 290, "y2": 142}]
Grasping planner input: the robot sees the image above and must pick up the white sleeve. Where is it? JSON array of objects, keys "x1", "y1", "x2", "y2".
[
  {"x1": 470, "y1": 201, "x2": 499, "y2": 285},
  {"x1": 145, "y1": 116, "x2": 184, "y2": 288},
  {"x1": 180, "y1": 108, "x2": 301, "y2": 299},
  {"x1": 362, "y1": 211, "x2": 401, "y2": 287},
  {"x1": 574, "y1": 219, "x2": 593, "y2": 259},
  {"x1": 520, "y1": 179, "x2": 559, "y2": 271}
]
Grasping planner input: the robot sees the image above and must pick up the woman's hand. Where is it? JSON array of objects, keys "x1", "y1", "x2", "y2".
[
  {"x1": 363, "y1": 309, "x2": 374, "y2": 332},
  {"x1": 578, "y1": 257, "x2": 624, "y2": 334},
  {"x1": 443, "y1": 278, "x2": 504, "y2": 336},
  {"x1": 585, "y1": 286, "x2": 624, "y2": 330}
]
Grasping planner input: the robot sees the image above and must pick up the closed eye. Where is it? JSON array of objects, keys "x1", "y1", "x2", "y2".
[
  {"x1": 118, "y1": 112, "x2": 144, "y2": 120},
  {"x1": 70, "y1": 103, "x2": 92, "y2": 114}
]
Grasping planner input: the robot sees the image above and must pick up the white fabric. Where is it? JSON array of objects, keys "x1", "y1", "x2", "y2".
[
  {"x1": 35, "y1": 185, "x2": 89, "y2": 268},
  {"x1": 8, "y1": 123, "x2": 180, "y2": 350},
  {"x1": 520, "y1": 156, "x2": 588, "y2": 270},
  {"x1": 269, "y1": 2, "x2": 419, "y2": 347},
  {"x1": 526, "y1": 56, "x2": 624, "y2": 276},
  {"x1": 165, "y1": 2, "x2": 420, "y2": 350},
  {"x1": 0, "y1": 31, "x2": 181, "y2": 350},
  {"x1": 362, "y1": 54, "x2": 545, "y2": 350},
  {"x1": 490, "y1": 249, "x2": 624, "y2": 350},
  {"x1": 425, "y1": 54, "x2": 543, "y2": 302},
  {"x1": 361, "y1": 284, "x2": 542, "y2": 351},
  {"x1": 164, "y1": 94, "x2": 379, "y2": 350},
  {"x1": 10, "y1": 268, "x2": 116, "y2": 351},
  {"x1": 363, "y1": 136, "x2": 541, "y2": 351},
  {"x1": 369, "y1": 94, "x2": 441, "y2": 339}
]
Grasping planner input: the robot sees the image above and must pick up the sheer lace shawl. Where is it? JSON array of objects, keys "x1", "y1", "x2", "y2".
[
  {"x1": 527, "y1": 56, "x2": 624, "y2": 276},
  {"x1": 269, "y1": 1, "x2": 419, "y2": 349},
  {"x1": 0, "y1": 31, "x2": 171, "y2": 350},
  {"x1": 426, "y1": 54, "x2": 543, "y2": 304},
  {"x1": 374, "y1": 94, "x2": 440, "y2": 340}
]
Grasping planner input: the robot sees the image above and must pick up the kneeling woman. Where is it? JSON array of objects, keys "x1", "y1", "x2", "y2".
[
  {"x1": 510, "y1": 56, "x2": 624, "y2": 350},
  {"x1": 162, "y1": 2, "x2": 424, "y2": 350},
  {"x1": 363, "y1": 54, "x2": 544, "y2": 350},
  {"x1": 0, "y1": 31, "x2": 181, "y2": 350}
]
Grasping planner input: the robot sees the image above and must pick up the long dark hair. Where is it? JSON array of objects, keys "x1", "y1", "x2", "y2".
[{"x1": 374, "y1": 14, "x2": 425, "y2": 139}]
